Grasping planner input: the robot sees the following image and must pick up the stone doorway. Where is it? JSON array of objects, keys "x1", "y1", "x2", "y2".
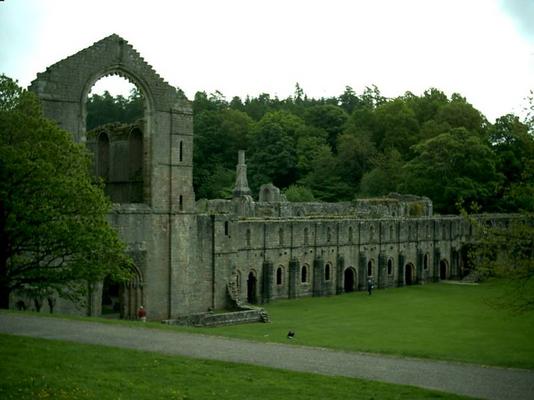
[
  {"x1": 440, "y1": 260, "x2": 448, "y2": 280},
  {"x1": 247, "y1": 271, "x2": 257, "y2": 304},
  {"x1": 101, "y1": 276, "x2": 121, "y2": 318},
  {"x1": 344, "y1": 267, "x2": 356, "y2": 292},
  {"x1": 405, "y1": 263, "x2": 415, "y2": 285}
]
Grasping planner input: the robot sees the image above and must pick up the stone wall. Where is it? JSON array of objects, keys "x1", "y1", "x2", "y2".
[
  {"x1": 196, "y1": 210, "x2": 498, "y2": 310},
  {"x1": 22, "y1": 34, "x2": 514, "y2": 322}
]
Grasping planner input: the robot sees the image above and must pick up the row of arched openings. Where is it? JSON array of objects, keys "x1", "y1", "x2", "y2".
[{"x1": 241, "y1": 259, "x2": 450, "y2": 304}]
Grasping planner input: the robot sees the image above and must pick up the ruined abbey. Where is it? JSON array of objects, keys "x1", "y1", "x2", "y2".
[{"x1": 28, "y1": 35, "x2": 490, "y2": 321}]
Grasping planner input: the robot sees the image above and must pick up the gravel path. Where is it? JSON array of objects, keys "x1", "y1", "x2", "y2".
[{"x1": 1, "y1": 314, "x2": 533, "y2": 400}]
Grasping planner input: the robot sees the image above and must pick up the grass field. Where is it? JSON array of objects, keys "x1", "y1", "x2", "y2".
[
  {"x1": 3, "y1": 280, "x2": 533, "y2": 371},
  {"x1": 0, "y1": 334, "x2": 472, "y2": 400},
  {"x1": 187, "y1": 280, "x2": 534, "y2": 369}
]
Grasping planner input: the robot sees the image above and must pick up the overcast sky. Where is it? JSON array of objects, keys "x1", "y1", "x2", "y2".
[{"x1": 1, "y1": 0, "x2": 533, "y2": 122}]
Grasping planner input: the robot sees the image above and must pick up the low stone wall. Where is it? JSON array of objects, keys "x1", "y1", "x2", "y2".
[{"x1": 162, "y1": 308, "x2": 268, "y2": 327}]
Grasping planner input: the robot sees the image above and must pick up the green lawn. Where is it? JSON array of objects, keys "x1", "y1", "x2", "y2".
[
  {"x1": 3, "y1": 280, "x2": 533, "y2": 370},
  {"x1": 0, "y1": 334, "x2": 472, "y2": 400},
  {"x1": 188, "y1": 280, "x2": 534, "y2": 369}
]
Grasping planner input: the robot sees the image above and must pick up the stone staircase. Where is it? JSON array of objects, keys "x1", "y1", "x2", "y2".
[{"x1": 227, "y1": 280, "x2": 243, "y2": 309}]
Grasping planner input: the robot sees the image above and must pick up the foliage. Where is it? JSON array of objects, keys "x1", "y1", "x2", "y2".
[
  {"x1": 283, "y1": 185, "x2": 315, "y2": 202},
  {"x1": 465, "y1": 213, "x2": 534, "y2": 312},
  {"x1": 85, "y1": 82, "x2": 533, "y2": 214},
  {"x1": 300, "y1": 145, "x2": 352, "y2": 201},
  {"x1": 489, "y1": 114, "x2": 534, "y2": 211},
  {"x1": 248, "y1": 111, "x2": 302, "y2": 191},
  {"x1": 0, "y1": 75, "x2": 132, "y2": 309},
  {"x1": 401, "y1": 128, "x2": 501, "y2": 213},
  {"x1": 360, "y1": 148, "x2": 404, "y2": 197},
  {"x1": 86, "y1": 88, "x2": 144, "y2": 130}
]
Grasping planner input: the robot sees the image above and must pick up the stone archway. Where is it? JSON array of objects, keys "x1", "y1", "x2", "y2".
[
  {"x1": 344, "y1": 267, "x2": 356, "y2": 292},
  {"x1": 29, "y1": 34, "x2": 195, "y2": 211},
  {"x1": 101, "y1": 264, "x2": 144, "y2": 320},
  {"x1": 440, "y1": 260, "x2": 448, "y2": 280},
  {"x1": 405, "y1": 263, "x2": 415, "y2": 285},
  {"x1": 29, "y1": 34, "x2": 196, "y2": 320},
  {"x1": 247, "y1": 271, "x2": 257, "y2": 304}
]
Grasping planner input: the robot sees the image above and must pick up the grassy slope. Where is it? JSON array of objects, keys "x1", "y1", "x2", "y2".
[
  {"x1": 0, "y1": 334, "x2": 472, "y2": 400},
  {"x1": 189, "y1": 281, "x2": 534, "y2": 369}
]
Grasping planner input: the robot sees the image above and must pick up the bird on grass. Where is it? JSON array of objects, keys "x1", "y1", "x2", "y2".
[{"x1": 287, "y1": 330, "x2": 295, "y2": 339}]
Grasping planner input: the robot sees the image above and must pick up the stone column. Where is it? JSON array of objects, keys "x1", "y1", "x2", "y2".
[
  {"x1": 378, "y1": 252, "x2": 387, "y2": 289},
  {"x1": 233, "y1": 150, "x2": 252, "y2": 198},
  {"x1": 261, "y1": 260, "x2": 273, "y2": 304},
  {"x1": 288, "y1": 258, "x2": 299, "y2": 299},
  {"x1": 433, "y1": 248, "x2": 441, "y2": 282},
  {"x1": 336, "y1": 255, "x2": 344, "y2": 295},
  {"x1": 398, "y1": 253, "x2": 405, "y2": 287},
  {"x1": 416, "y1": 249, "x2": 423, "y2": 284},
  {"x1": 313, "y1": 257, "x2": 324, "y2": 297},
  {"x1": 358, "y1": 253, "x2": 367, "y2": 291}
]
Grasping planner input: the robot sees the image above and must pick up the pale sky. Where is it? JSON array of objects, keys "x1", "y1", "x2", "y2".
[{"x1": 1, "y1": 0, "x2": 533, "y2": 122}]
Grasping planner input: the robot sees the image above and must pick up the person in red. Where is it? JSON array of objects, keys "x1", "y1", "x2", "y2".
[{"x1": 137, "y1": 305, "x2": 147, "y2": 322}]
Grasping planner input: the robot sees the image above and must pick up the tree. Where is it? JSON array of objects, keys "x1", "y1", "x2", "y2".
[
  {"x1": 0, "y1": 75, "x2": 132, "y2": 309},
  {"x1": 283, "y1": 185, "x2": 315, "y2": 202},
  {"x1": 300, "y1": 145, "x2": 352, "y2": 201},
  {"x1": 248, "y1": 111, "x2": 303, "y2": 191},
  {"x1": 304, "y1": 104, "x2": 348, "y2": 150},
  {"x1": 336, "y1": 132, "x2": 376, "y2": 190},
  {"x1": 373, "y1": 98, "x2": 420, "y2": 157},
  {"x1": 401, "y1": 128, "x2": 501, "y2": 214},
  {"x1": 489, "y1": 114, "x2": 534, "y2": 211},
  {"x1": 435, "y1": 94, "x2": 486, "y2": 135},
  {"x1": 466, "y1": 213, "x2": 534, "y2": 312},
  {"x1": 86, "y1": 88, "x2": 144, "y2": 130},
  {"x1": 359, "y1": 148, "x2": 404, "y2": 197}
]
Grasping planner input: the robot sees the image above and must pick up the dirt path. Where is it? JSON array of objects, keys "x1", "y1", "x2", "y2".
[{"x1": 1, "y1": 314, "x2": 533, "y2": 400}]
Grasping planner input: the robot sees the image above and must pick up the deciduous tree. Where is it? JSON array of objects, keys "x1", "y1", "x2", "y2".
[{"x1": 0, "y1": 75, "x2": 132, "y2": 309}]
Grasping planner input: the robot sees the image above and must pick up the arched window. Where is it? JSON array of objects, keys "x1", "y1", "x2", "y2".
[
  {"x1": 387, "y1": 259, "x2": 393, "y2": 275},
  {"x1": 276, "y1": 267, "x2": 283, "y2": 285},
  {"x1": 179, "y1": 195, "x2": 183, "y2": 211},
  {"x1": 424, "y1": 253, "x2": 429, "y2": 270},
  {"x1": 389, "y1": 224, "x2": 394, "y2": 239},
  {"x1": 370, "y1": 225, "x2": 375, "y2": 241},
  {"x1": 224, "y1": 221, "x2": 229, "y2": 236},
  {"x1": 304, "y1": 227, "x2": 309, "y2": 245},
  {"x1": 367, "y1": 260, "x2": 373, "y2": 276},
  {"x1": 348, "y1": 226, "x2": 353, "y2": 243},
  {"x1": 325, "y1": 264, "x2": 331, "y2": 281},
  {"x1": 327, "y1": 227, "x2": 331, "y2": 242},
  {"x1": 179, "y1": 140, "x2": 183, "y2": 162},
  {"x1": 301, "y1": 265, "x2": 308, "y2": 283},
  {"x1": 279, "y1": 228, "x2": 284, "y2": 246},
  {"x1": 246, "y1": 229, "x2": 251, "y2": 247}
]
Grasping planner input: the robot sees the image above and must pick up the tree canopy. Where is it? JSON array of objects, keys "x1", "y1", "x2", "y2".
[
  {"x1": 85, "y1": 82, "x2": 534, "y2": 215},
  {"x1": 0, "y1": 75, "x2": 132, "y2": 309}
]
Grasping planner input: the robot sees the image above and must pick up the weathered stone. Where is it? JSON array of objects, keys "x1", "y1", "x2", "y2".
[{"x1": 20, "y1": 34, "x2": 514, "y2": 322}]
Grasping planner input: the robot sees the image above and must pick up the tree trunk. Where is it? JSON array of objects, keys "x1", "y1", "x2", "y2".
[
  {"x1": 0, "y1": 282, "x2": 10, "y2": 309},
  {"x1": 0, "y1": 200, "x2": 10, "y2": 309}
]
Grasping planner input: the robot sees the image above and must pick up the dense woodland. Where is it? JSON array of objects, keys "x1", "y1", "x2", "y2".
[{"x1": 87, "y1": 85, "x2": 534, "y2": 215}]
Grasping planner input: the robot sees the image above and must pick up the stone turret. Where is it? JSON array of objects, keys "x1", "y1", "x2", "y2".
[{"x1": 233, "y1": 150, "x2": 252, "y2": 198}]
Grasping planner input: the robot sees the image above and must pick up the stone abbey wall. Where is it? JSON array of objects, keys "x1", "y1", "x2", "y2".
[
  {"x1": 198, "y1": 207, "x2": 474, "y2": 311},
  {"x1": 25, "y1": 34, "x2": 506, "y2": 320}
]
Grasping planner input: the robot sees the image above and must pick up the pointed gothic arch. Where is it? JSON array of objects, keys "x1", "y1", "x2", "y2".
[{"x1": 29, "y1": 34, "x2": 194, "y2": 210}]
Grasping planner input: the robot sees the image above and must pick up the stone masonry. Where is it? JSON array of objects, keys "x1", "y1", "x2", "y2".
[{"x1": 25, "y1": 34, "x2": 504, "y2": 320}]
